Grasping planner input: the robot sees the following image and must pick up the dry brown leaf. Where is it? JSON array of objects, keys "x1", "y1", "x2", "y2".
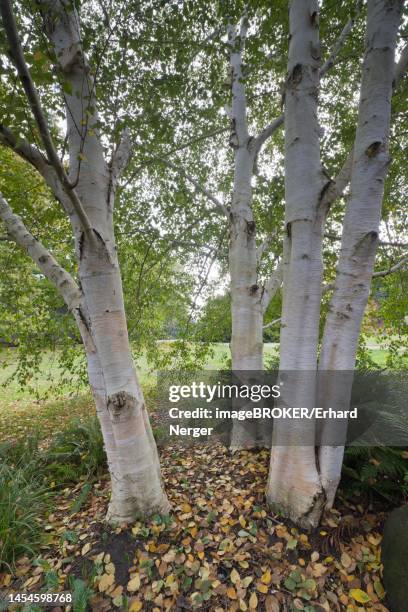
[
  {"x1": 227, "y1": 586, "x2": 238, "y2": 600},
  {"x1": 341, "y1": 552, "x2": 352, "y2": 568},
  {"x1": 265, "y1": 595, "x2": 280, "y2": 612}
]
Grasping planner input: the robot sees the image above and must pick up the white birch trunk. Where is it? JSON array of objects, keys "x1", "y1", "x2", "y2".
[
  {"x1": 266, "y1": 0, "x2": 327, "y2": 528},
  {"x1": 317, "y1": 0, "x2": 403, "y2": 508},
  {"x1": 40, "y1": 0, "x2": 169, "y2": 522},
  {"x1": 227, "y1": 21, "x2": 266, "y2": 450},
  {"x1": 229, "y1": 174, "x2": 265, "y2": 450}
]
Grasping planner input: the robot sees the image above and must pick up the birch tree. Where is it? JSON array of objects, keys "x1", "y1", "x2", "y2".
[
  {"x1": 137, "y1": 2, "x2": 366, "y2": 450},
  {"x1": 0, "y1": 0, "x2": 169, "y2": 522},
  {"x1": 266, "y1": 0, "x2": 405, "y2": 527}
]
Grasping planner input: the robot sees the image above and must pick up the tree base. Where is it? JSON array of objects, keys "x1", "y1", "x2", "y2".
[{"x1": 106, "y1": 494, "x2": 171, "y2": 525}]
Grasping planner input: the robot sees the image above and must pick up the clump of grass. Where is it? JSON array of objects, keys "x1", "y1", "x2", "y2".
[
  {"x1": 44, "y1": 416, "x2": 105, "y2": 483},
  {"x1": 0, "y1": 416, "x2": 106, "y2": 568},
  {"x1": 0, "y1": 458, "x2": 49, "y2": 568}
]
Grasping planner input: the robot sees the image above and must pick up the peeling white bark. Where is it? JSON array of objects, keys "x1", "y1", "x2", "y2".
[
  {"x1": 266, "y1": 0, "x2": 327, "y2": 528},
  {"x1": 317, "y1": 0, "x2": 403, "y2": 508}
]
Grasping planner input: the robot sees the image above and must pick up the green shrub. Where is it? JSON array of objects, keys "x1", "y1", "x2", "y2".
[
  {"x1": 0, "y1": 461, "x2": 49, "y2": 568},
  {"x1": 341, "y1": 446, "x2": 408, "y2": 505},
  {"x1": 44, "y1": 416, "x2": 105, "y2": 483}
]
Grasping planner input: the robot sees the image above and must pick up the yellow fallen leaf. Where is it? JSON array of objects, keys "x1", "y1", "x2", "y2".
[
  {"x1": 374, "y1": 580, "x2": 385, "y2": 599},
  {"x1": 129, "y1": 600, "x2": 143, "y2": 612},
  {"x1": 165, "y1": 574, "x2": 175, "y2": 587},
  {"x1": 350, "y1": 589, "x2": 371, "y2": 604},
  {"x1": 98, "y1": 573, "x2": 114, "y2": 592},
  {"x1": 249, "y1": 592, "x2": 258, "y2": 609},
  {"x1": 230, "y1": 568, "x2": 240, "y2": 584},
  {"x1": 242, "y1": 576, "x2": 253, "y2": 588},
  {"x1": 128, "y1": 574, "x2": 141, "y2": 592},
  {"x1": 239, "y1": 599, "x2": 247, "y2": 611},
  {"x1": 105, "y1": 562, "x2": 115, "y2": 575},
  {"x1": 81, "y1": 542, "x2": 91, "y2": 556},
  {"x1": 110, "y1": 585, "x2": 123, "y2": 598},
  {"x1": 261, "y1": 569, "x2": 271, "y2": 585},
  {"x1": 257, "y1": 583, "x2": 268, "y2": 594}
]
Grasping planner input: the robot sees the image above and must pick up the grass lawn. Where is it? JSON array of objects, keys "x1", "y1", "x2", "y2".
[{"x1": 0, "y1": 340, "x2": 395, "y2": 442}]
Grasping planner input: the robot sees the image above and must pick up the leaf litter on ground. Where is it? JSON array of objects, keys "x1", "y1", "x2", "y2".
[{"x1": 1, "y1": 443, "x2": 392, "y2": 611}]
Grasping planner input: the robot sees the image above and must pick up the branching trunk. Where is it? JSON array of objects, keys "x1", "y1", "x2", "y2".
[
  {"x1": 0, "y1": 0, "x2": 169, "y2": 522},
  {"x1": 43, "y1": 0, "x2": 169, "y2": 522},
  {"x1": 317, "y1": 0, "x2": 403, "y2": 508}
]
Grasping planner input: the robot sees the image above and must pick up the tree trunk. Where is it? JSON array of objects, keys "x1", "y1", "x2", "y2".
[
  {"x1": 227, "y1": 20, "x2": 269, "y2": 450},
  {"x1": 41, "y1": 0, "x2": 169, "y2": 522},
  {"x1": 317, "y1": 0, "x2": 403, "y2": 508},
  {"x1": 229, "y1": 208, "x2": 264, "y2": 450},
  {"x1": 266, "y1": 0, "x2": 327, "y2": 528}
]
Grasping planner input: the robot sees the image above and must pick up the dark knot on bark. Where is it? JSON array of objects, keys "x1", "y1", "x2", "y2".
[{"x1": 108, "y1": 391, "x2": 136, "y2": 422}]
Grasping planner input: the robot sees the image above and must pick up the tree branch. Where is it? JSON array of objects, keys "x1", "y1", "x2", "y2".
[
  {"x1": 148, "y1": 154, "x2": 229, "y2": 217},
  {"x1": 262, "y1": 316, "x2": 281, "y2": 330},
  {"x1": 110, "y1": 127, "x2": 132, "y2": 194},
  {"x1": 228, "y1": 16, "x2": 249, "y2": 147},
  {"x1": 372, "y1": 256, "x2": 408, "y2": 278},
  {"x1": 261, "y1": 259, "x2": 283, "y2": 314},
  {"x1": 320, "y1": 149, "x2": 354, "y2": 210},
  {"x1": 123, "y1": 125, "x2": 229, "y2": 189},
  {"x1": 261, "y1": 252, "x2": 407, "y2": 329},
  {"x1": 322, "y1": 257, "x2": 407, "y2": 296},
  {"x1": 320, "y1": 0, "x2": 363, "y2": 77},
  {"x1": 324, "y1": 232, "x2": 408, "y2": 249},
  {"x1": 257, "y1": 228, "x2": 280, "y2": 263},
  {"x1": 0, "y1": 124, "x2": 76, "y2": 219},
  {"x1": 0, "y1": 193, "x2": 81, "y2": 311},
  {"x1": 250, "y1": 114, "x2": 285, "y2": 160},
  {"x1": 0, "y1": 124, "x2": 48, "y2": 171},
  {"x1": 0, "y1": 0, "x2": 93, "y2": 236}
]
